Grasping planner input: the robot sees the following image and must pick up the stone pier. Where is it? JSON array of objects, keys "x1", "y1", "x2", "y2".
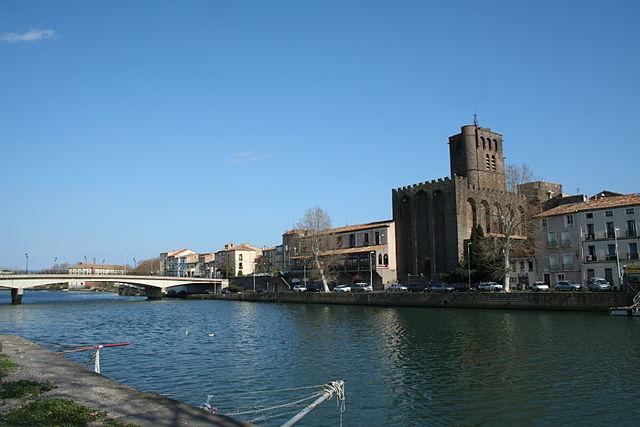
[
  {"x1": 145, "y1": 287, "x2": 163, "y2": 300},
  {"x1": 11, "y1": 288, "x2": 23, "y2": 304}
]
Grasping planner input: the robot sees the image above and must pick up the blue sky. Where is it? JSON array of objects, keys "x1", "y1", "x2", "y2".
[{"x1": 1, "y1": 0, "x2": 639, "y2": 269}]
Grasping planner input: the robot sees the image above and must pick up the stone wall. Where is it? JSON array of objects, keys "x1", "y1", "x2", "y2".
[{"x1": 192, "y1": 291, "x2": 635, "y2": 312}]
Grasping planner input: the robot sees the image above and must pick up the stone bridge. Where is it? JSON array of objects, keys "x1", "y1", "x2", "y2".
[{"x1": 0, "y1": 274, "x2": 228, "y2": 304}]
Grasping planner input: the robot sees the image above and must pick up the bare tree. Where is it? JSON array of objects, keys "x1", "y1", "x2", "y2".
[
  {"x1": 486, "y1": 163, "x2": 536, "y2": 292},
  {"x1": 129, "y1": 257, "x2": 160, "y2": 275},
  {"x1": 295, "y1": 207, "x2": 344, "y2": 292}
]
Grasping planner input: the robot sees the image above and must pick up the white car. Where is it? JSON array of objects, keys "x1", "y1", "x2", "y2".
[
  {"x1": 529, "y1": 281, "x2": 549, "y2": 291},
  {"x1": 478, "y1": 282, "x2": 503, "y2": 292},
  {"x1": 292, "y1": 284, "x2": 307, "y2": 293},
  {"x1": 351, "y1": 282, "x2": 373, "y2": 292},
  {"x1": 333, "y1": 284, "x2": 351, "y2": 293},
  {"x1": 386, "y1": 283, "x2": 408, "y2": 293}
]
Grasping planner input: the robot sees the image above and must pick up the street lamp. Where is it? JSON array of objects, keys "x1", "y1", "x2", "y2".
[
  {"x1": 614, "y1": 228, "x2": 622, "y2": 290},
  {"x1": 370, "y1": 251, "x2": 375, "y2": 288},
  {"x1": 53, "y1": 257, "x2": 57, "y2": 273},
  {"x1": 133, "y1": 257, "x2": 137, "y2": 270},
  {"x1": 25, "y1": 253, "x2": 29, "y2": 274},
  {"x1": 467, "y1": 242, "x2": 472, "y2": 289},
  {"x1": 84, "y1": 255, "x2": 88, "y2": 265},
  {"x1": 124, "y1": 254, "x2": 128, "y2": 275}
]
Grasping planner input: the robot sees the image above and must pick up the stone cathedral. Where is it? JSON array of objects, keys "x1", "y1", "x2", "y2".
[{"x1": 392, "y1": 123, "x2": 550, "y2": 282}]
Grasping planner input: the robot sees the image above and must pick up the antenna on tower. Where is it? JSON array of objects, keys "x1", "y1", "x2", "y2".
[{"x1": 473, "y1": 107, "x2": 478, "y2": 126}]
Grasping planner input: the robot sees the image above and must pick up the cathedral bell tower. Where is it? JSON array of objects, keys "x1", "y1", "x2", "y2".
[{"x1": 448, "y1": 122, "x2": 506, "y2": 191}]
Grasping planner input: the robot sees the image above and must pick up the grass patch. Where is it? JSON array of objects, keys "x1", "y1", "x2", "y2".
[
  {"x1": 0, "y1": 379, "x2": 54, "y2": 399},
  {"x1": 2, "y1": 398, "x2": 108, "y2": 425},
  {"x1": 0, "y1": 353, "x2": 19, "y2": 378}
]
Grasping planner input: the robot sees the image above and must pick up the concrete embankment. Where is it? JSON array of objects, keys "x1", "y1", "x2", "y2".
[
  {"x1": 0, "y1": 334, "x2": 247, "y2": 426},
  {"x1": 189, "y1": 291, "x2": 634, "y2": 311}
]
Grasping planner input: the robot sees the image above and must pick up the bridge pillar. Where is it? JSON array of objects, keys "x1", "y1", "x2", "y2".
[
  {"x1": 11, "y1": 288, "x2": 24, "y2": 305},
  {"x1": 145, "y1": 287, "x2": 163, "y2": 300}
]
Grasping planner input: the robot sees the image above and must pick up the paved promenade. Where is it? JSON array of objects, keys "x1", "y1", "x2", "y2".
[{"x1": 0, "y1": 334, "x2": 248, "y2": 427}]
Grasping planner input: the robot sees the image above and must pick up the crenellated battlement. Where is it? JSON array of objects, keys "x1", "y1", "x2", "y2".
[{"x1": 393, "y1": 176, "x2": 455, "y2": 193}]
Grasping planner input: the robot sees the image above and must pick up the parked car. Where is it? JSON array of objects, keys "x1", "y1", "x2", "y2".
[
  {"x1": 333, "y1": 284, "x2": 351, "y2": 293},
  {"x1": 478, "y1": 282, "x2": 503, "y2": 292},
  {"x1": 554, "y1": 280, "x2": 581, "y2": 292},
  {"x1": 449, "y1": 283, "x2": 474, "y2": 292},
  {"x1": 293, "y1": 284, "x2": 307, "y2": 293},
  {"x1": 408, "y1": 282, "x2": 430, "y2": 292},
  {"x1": 429, "y1": 283, "x2": 455, "y2": 293},
  {"x1": 529, "y1": 281, "x2": 549, "y2": 292},
  {"x1": 306, "y1": 283, "x2": 324, "y2": 292},
  {"x1": 386, "y1": 283, "x2": 408, "y2": 293},
  {"x1": 587, "y1": 277, "x2": 612, "y2": 292},
  {"x1": 351, "y1": 282, "x2": 373, "y2": 292}
]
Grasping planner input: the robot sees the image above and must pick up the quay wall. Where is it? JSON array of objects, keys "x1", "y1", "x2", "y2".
[{"x1": 189, "y1": 292, "x2": 635, "y2": 311}]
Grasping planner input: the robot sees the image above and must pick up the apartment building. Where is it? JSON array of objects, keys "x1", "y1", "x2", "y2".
[
  {"x1": 282, "y1": 220, "x2": 397, "y2": 289},
  {"x1": 198, "y1": 253, "x2": 215, "y2": 278},
  {"x1": 535, "y1": 192, "x2": 640, "y2": 288},
  {"x1": 68, "y1": 262, "x2": 125, "y2": 289},
  {"x1": 159, "y1": 249, "x2": 198, "y2": 277},
  {"x1": 255, "y1": 245, "x2": 283, "y2": 275},
  {"x1": 214, "y1": 243, "x2": 262, "y2": 277}
]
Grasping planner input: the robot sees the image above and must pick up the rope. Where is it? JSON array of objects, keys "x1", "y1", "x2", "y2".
[
  {"x1": 213, "y1": 380, "x2": 346, "y2": 425},
  {"x1": 248, "y1": 406, "x2": 305, "y2": 424},
  {"x1": 225, "y1": 392, "x2": 323, "y2": 417},
  {"x1": 219, "y1": 383, "x2": 327, "y2": 396},
  {"x1": 325, "y1": 381, "x2": 346, "y2": 427}
]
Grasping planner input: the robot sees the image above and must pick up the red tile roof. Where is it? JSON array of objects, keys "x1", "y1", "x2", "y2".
[
  {"x1": 536, "y1": 194, "x2": 640, "y2": 218},
  {"x1": 284, "y1": 220, "x2": 392, "y2": 237}
]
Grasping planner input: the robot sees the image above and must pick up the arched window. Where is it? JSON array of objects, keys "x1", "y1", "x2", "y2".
[
  {"x1": 467, "y1": 198, "x2": 477, "y2": 229},
  {"x1": 375, "y1": 231, "x2": 380, "y2": 245},
  {"x1": 488, "y1": 139, "x2": 492, "y2": 150},
  {"x1": 491, "y1": 155, "x2": 496, "y2": 171},
  {"x1": 349, "y1": 234, "x2": 355, "y2": 247},
  {"x1": 481, "y1": 137, "x2": 486, "y2": 149},
  {"x1": 383, "y1": 254, "x2": 389, "y2": 266},
  {"x1": 486, "y1": 154, "x2": 491, "y2": 170},
  {"x1": 378, "y1": 254, "x2": 383, "y2": 265},
  {"x1": 239, "y1": 254, "x2": 243, "y2": 261},
  {"x1": 495, "y1": 140, "x2": 500, "y2": 151},
  {"x1": 481, "y1": 200, "x2": 491, "y2": 233}
]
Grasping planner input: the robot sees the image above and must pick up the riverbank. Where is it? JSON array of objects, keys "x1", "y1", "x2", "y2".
[
  {"x1": 0, "y1": 334, "x2": 246, "y2": 426},
  {"x1": 189, "y1": 291, "x2": 634, "y2": 311}
]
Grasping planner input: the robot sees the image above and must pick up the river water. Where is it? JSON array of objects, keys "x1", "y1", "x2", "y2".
[{"x1": 0, "y1": 290, "x2": 638, "y2": 425}]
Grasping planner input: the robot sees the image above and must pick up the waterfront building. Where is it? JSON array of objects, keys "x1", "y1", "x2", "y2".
[
  {"x1": 214, "y1": 243, "x2": 262, "y2": 278},
  {"x1": 255, "y1": 245, "x2": 283, "y2": 275},
  {"x1": 282, "y1": 220, "x2": 397, "y2": 289},
  {"x1": 159, "y1": 249, "x2": 198, "y2": 277},
  {"x1": 508, "y1": 256, "x2": 538, "y2": 290},
  {"x1": 198, "y1": 253, "x2": 216, "y2": 278},
  {"x1": 392, "y1": 123, "x2": 541, "y2": 282},
  {"x1": 68, "y1": 262, "x2": 125, "y2": 289},
  {"x1": 535, "y1": 192, "x2": 640, "y2": 288}
]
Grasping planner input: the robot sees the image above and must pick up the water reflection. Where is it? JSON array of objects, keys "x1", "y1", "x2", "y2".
[{"x1": 0, "y1": 292, "x2": 638, "y2": 425}]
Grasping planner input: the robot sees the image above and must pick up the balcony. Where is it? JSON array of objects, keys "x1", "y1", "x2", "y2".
[
  {"x1": 606, "y1": 254, "x2": 617, "y2": 261},
  {"x1": 585, "y1": 255, "x2": 598, "y2": 263},
  {"x1": 547, "y1": 241, "x2": 558, "y2": 248},
  {"x1": 628, "y1": 252, "x2": 639, "y2": 260},
  {"x1": 561, "y1": 263, "x2": 575, "y2": 271},
  {"x1": 604, "y1": 232, "x2": 615, "y2": 239},
  {"x1": 549, "y1": 264, "x2": 560, "y2": 272},
  {"x1": 627, "y1": 230, "x2": 637, "y2": 238},
  {"x1": 585, "y1": 233, "x2": 595, "y2": 241},
  {"x1": 561, "y1": 239, "x2": 572, "y2": 247}
]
